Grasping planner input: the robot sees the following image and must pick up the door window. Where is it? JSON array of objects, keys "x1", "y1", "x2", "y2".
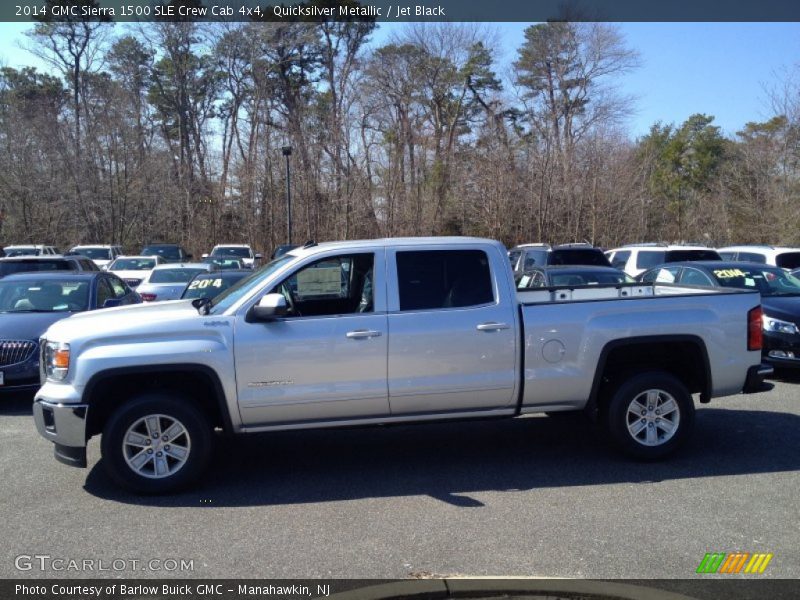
[
  {"x1": 107, "y1": 276, "x2": 129, "y2": 298},
  {"x1": 272, "y1": 253, "x2": 374, "y2": 317},
  {"x1": 96, "y1": 279, "x2": 114, "y2": 307},
  {"x1": 679, "y1": 268, "x2": 714, "y2": 286},
  {"x1": 396, "y1": 250, "x2": 494, "y2": 311}
]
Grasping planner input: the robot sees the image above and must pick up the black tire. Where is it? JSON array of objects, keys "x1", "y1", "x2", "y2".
[
  {"x1": 605, "y1": 371, "x2": 695, "y2": 460},
  {"x1": 101, "y1": 393, "x2": 213, "y2": 494}
]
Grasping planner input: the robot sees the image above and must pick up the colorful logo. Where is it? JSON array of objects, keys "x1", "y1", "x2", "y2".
[{"x1": 696, "y1": 552, "x2": 773, "y2": 574}]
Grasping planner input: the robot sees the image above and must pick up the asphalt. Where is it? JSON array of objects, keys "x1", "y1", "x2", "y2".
[{"x1": 1, "y1": 373, "x2": 798, "y2": 581}]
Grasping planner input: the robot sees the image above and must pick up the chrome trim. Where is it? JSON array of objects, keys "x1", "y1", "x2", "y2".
[{"x1": 33, "y1": 400, "x2": 88, "y2": 448}]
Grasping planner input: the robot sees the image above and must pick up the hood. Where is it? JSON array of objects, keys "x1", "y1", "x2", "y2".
[
  {"x1": 0, "y1": 311, "x2": 76, "y2": 341},
  {"x1": 43, "y1": 300, "x2": 200, "y2": 343},
  {"x1": 762, "y1": 296, "x2": 800, "y2": 324}
]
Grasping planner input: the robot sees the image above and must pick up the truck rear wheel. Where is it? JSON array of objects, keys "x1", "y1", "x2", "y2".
[
  {"x1": 606, "y1": 371, "x2": 694, "y2": 460},
  {"x1": 101, "y1": 393, "x2": 213, "y2": 494}
]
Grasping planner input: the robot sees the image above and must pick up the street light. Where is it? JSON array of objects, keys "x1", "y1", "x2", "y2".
[{"x1": 282, "y1": 146, "x2": 292, "y2": 244}]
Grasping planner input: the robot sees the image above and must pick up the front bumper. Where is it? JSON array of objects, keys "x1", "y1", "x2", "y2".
[
  {"x1": 763, "y1": 330, "x2": 800, "y2": 368},
  {"x1": 742, "y1": 363, "x2": 774, "y2": 394},
  {"x1": 32, "y1": 399, "x2": 88, "y2": 468}
]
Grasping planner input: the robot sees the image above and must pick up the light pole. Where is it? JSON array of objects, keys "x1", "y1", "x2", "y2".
[{"x1": 282, "y1": 146, "x2": 292, "y2": 244}]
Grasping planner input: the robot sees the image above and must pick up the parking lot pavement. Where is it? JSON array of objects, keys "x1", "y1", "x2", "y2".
[{"x1": 1, "y1": 374, "x2": 798, "y2": 580}]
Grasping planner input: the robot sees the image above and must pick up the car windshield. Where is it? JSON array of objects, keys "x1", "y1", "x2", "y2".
[
  {"x1": 182, "y1": 276, "x2": 243, "y2": 300},
  {"x1": 209, "y1": 256, "x2": 294, "y2": 315},
  {"x1": 211, "y1": 247, "x2": 250, "y2": 258},
  {"x1": 549, "y1": 249, "x2": 611, "y2": 266},
  {"x1": 111, "y1": 258, "x2": 156, "y2": 270},
  {"x1": 0, "y1": 261, "x2": 72, "y2": 276},
  {"x1": 776, "y1": 252, "x2": 800, "y2": 270},
  {"x1": 73, "y1": 247, "x2": 111, "y2": 260},
  {"x1": 4, "y1": 248, "x2": 38, "y2": 257},
  {"x1": 549, "y1": 271, "x2": 633, "y2": 286},
  {"x1": 203, "y1": 258, "x2": 243, "y2": 269},
  {"x1": 710, "y1": 266, "x2": 800, "y2": 297},
  {"x1": 0, "y1": 279, "x2": 90, "y2": 312},
  {"x1": 142, "y1": 246, "x2": 181, "y2": 260},
  {"x1": 149, "y1": 268, "x2": 204, "y2": 284},
  {"x1": 665, "y1": 249, "x2": 721, "y2": 262}
]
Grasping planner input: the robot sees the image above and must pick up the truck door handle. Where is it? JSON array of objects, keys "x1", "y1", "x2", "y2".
[
  {"x1": 346, "y1": 329, "x2": 382, "y2": 339},
  {"x1": 476, "y1": 322, "x2": 510, "y2": 331}
]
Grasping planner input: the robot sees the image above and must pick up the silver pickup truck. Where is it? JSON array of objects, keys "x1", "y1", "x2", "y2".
[{"x1": 33, "y1": 237, "x2": 771, "y2": 493}]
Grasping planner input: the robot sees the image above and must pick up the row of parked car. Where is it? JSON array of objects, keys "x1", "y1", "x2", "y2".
[{"x1": 509, "y1": 242, "x2": 800, "y2": 371}]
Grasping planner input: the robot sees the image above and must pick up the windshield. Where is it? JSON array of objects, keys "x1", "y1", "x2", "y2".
[
  {"x1": 0, "y1": 261, "x2": 72, "y2": 276},
  {"x1": 776, "y1": 252, "x2": 800, "y2": 270},
  {"x1": 549, "y1": 249, "x2": 611, "y2": 266},
  {"x1": 203, "y1": 257, "x2": 243, "y2": 269},
  {"x1": 710, "y1": 266, "x2": 800, "y2": 297},
  {"x1": 149, "y1": 268, "x2": 204, "y2": 284},
  {"x1": 211, "y1": 247, "x2": 251, "y2": 258},
  {"x1": 142, "y1": 246, "x2": 181, "y2": 260},
  {"x1": 72, "y1": 247, "x2": 111, "y2": 260},
  {"x1": 549, "y1": 270, "x2": 633, "y2": 286},
  {"x1": 0, "y1": 279, "x2": 90, "y2": 312},
  {"x1": 665, "y1": 249, "x2": 721, "y2": 262},
  {"x1": 209, "y1": 256, "x2": 294, "y2": 315},
  {"x1": 111, "y1": 258, "x2": 156, "y2": 270},
  {"x1": 182, "y1": 276, "x2": 243, "y2": 300},
  {"x1": 4, "y1": 247, "x2": 38, "y2": 257}
]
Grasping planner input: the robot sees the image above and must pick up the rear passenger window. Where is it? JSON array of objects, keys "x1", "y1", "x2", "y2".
[
  {"x1": 396, "y1": 250, "x2": 494, "y2": 311},
  {"x1": 610, "y1": 250, "x2": 630, "y2": 270},
  {"x1": 108, "y1": 277, "x2": 128, "y2": 298}
]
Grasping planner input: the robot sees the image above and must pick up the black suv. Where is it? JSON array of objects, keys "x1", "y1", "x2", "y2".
[
  {"x1": 0, "y1": 255, "x2": 100, "y2": 278},
  {"x1": 140, "y1": 243, "x2": 193, "y2": 263},
  {"x1": 508, "y1": 243, "x2": 611, "y2": 274}
]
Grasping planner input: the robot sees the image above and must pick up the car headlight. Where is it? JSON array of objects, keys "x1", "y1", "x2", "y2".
[
  {"x1": 762, "y1": 315, "x2": 799, "y2": 335},
  {"x1": 43, "y1": 341, "x2": 70, "y2": 381}
]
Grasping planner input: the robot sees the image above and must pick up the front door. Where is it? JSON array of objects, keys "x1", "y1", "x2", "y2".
[{"x1": 235, "y1": 250, "x2": 390, "y2": 426}]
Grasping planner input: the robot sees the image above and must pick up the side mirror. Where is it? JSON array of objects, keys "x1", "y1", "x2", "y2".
[
  {"x1": 202, "y1": 253, "x2": 209, "y2": 258},
  {"x1": 102, "y1": 298, "x2": 122, "y2": 308},
  {"x1": 247, "y1": 293, "x2": 287, "y2": 322}
]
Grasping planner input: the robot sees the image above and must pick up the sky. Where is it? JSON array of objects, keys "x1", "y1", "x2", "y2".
[{"x1": 0, "y1": 21, "x2": 798, "y2": 139}]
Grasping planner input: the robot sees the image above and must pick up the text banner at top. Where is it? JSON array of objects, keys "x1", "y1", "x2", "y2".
[{"x1": 4, "y1": 0, "x2": 800, "y2": 23}]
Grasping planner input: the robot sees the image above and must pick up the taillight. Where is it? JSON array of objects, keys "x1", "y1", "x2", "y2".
[
  {"x1": 140, "y1": 293, "x2": 157, "y2": 302},
  {"x1": 748, "y1": 306, "x2": 763, "y2": 351}
]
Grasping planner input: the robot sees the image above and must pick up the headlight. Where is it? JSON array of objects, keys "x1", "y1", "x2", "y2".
[
  {"x1": 44, "y1": 341, "x2": 70, "y2": 381},
  {"x1": 762, "y1": 315, "x2": 799, "y2": 335}
]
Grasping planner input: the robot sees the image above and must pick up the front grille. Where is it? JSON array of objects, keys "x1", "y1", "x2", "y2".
[
  {"x1": 124, "y1": 278, "x2": 142, "y2": 287},
  {"x1": 0, "y1": 339, "x2": 38, "y2": 367}
]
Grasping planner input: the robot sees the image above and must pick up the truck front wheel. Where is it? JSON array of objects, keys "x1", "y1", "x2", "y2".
[
  {"x1": 606, "y1": 371, "x2": 695, "y2": 460},
  {"x1": 101, "y1": 393, "x2": 213, "y2": 494}
]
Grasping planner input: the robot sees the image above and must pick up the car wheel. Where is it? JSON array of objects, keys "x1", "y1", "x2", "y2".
[
  {"x1": 101, "y1": 393, "x2": 212, "y2": 494},
  {"x1": 606, "y1": 371, "x2": 694, "y2": 460}
]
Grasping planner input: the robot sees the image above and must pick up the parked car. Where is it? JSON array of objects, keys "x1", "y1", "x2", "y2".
[
  {"x1": 68, "y1": 245, "x2": 123, "y2": 269},
  {"x1": 508, "y1": 243, "x2": 611, "y2": 275},
  {"x1": 33, "y1": 237, "x2": 769, "y2": 493},
  {"x1": 717, "y1": 245, "x2": 800, "y2": 270},
  {"x1": 605, "y1": 244, "x2": 722, "y2": 278},
  {"x1": 140, "y1": 243, "x2": 192, "y2": 263},
  {"x1": 181, "y1": 270, "x2": 251, "y2": 302},
  {"x1": 107, "y1": 255, "x2": 165, "y2": 289},
  {"x1": 136, "y1": 263, "x2": 216, "y2": 302},
  {"x1": 201, "y1": 257, "x2": 245, "y2": 270},
  {"x1": 639, "y1": 261, "x2": 800, "y2": 368},
  {"x1": 516, "y1": 265, "x2": 635, "y2": 289},
  {"x1": 3, "y1": 245, "x2": 59, "y2": 257},
  {"x1": 0, "y1": 272, "x2": 140, "y2": 394},
  {"x1": 203, "y1": 244, "x2": 261, "y2": 269},
  {"x1": 0, "y1": 255, "x2": 100, "y2": 278},
  {"x1": 271, "y1": 244, "x2": 299, "y2": 260}
]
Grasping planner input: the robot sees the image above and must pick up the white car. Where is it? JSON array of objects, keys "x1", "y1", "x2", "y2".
[
  {"x1": 108, "y1": 255, "x2": 165, "y2": 289},
  {"x1": 203, "y1": 244, "x2": 262, "y2": 269},
  {"x1": 717, "y1": 245, "x2": 800, "y2": 271},
  {"x1": 69, "y1": 245, "x2": 123, "y2": 269},
  {"x1": 3, "y1": 244, "x2": 59, "y2": 257},
  {"x1": 135, "y1": 262, "x2": 216, "y2": 302},
  {"x1": 605, "y1": 244, "x2": 721, "y2": 278}
]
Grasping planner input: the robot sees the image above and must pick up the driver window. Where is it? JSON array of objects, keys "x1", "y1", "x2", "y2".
[{"x1": 271, "y1": 253, "x2": 374, "y2": 318}]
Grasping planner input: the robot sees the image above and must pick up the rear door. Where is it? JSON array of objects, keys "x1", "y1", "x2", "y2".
[{"x1": 386, "y1": 245, "x2": 518, "y2": 415}]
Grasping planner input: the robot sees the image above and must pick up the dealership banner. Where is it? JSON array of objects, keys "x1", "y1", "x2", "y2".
[
  {"x1": 4, "y1": 579, "x2": 800, "y2": 600},
  {"x1": 2, "y1": 0, "x2": 800, "y2": 23}
]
